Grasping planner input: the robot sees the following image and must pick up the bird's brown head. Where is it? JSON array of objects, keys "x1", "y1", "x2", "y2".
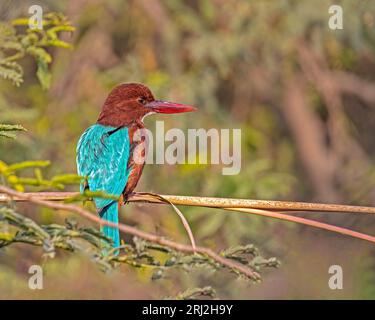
[{"x1": 97, "y1": 83, "x2": 197, "y2": 127}]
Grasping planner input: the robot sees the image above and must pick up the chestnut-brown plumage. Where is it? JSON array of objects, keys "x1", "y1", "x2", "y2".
[
  {"x1": 97, "y1": 82, "x2": 197, "y2": 199},
  {"x1": 97, "y1": 83, "x2": 155, "y2": 127}
]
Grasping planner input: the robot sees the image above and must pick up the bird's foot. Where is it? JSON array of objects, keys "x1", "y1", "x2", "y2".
[{"x1": 122, "y1": 193, "x2": 132, "y2": 205}]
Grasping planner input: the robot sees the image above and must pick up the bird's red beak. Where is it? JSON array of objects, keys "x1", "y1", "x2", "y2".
[{"x1": 146, "y1": 100, "x2": 197, "y2": 114}]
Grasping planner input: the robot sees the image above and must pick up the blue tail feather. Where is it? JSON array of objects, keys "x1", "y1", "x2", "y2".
[{"x1": 100, "y1": 201, "x2": 120, "y2": 249}]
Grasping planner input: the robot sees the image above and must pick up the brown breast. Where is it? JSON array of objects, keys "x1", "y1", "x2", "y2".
[{"x1": 123, "y1": 121, "x2": 147, "y2": 198}]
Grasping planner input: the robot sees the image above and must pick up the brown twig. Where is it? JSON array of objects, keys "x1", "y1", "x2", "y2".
[
  {"x1": 224, "y1": 208, "x2": 375, "y2": 244},
  {"x1": 0, "y1": 185, "x2": 260, "y2": 280},
  {"x1": 333, "y1": 71, "x2": 375, "y2": 106},
  {"x1": 142, "y1": 192, "x2": 197, "y2": 251},
  {"x1": 281, "y1": 75, "x2": 340, "y2": 202}
]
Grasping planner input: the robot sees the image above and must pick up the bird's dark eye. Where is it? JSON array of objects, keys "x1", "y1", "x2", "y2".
[{"x1": 138, "y1": 97, "x2": 147, "y2": 105}]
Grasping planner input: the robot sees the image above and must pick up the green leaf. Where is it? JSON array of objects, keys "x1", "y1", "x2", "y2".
[
  {"x1": 26, "y1": 47, "x2": 52, "y2": 64},
  {"x1": 51, "y1": 174, "x2": 84, "y2": 185},
  {"x1": 36, "y1": 58, "x2": 51, "y2": 90},
  {"x1": 64, "y1": 190, "x2": 119, "y2": 203},
  {"x1": 0, "y1": 62, "x2": 23, "y2": 86},
  {"x1": 1, "y1": 13, "x2": 74, "y2": 87},
  {"x1": 0, "y1": 124, "x2": 27, "y2": 132},
  {"x1": 7, "y1": 160, "x2": 51, "y2": 172},
  {"x1": 0, "y1": 123, "x2": 26, "y2": 139},
  {"x1": 0, "y1": 131, "x2": 16, "y2": 138}
]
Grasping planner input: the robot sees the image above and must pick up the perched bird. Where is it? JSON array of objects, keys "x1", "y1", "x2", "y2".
[{"x1": 76, "y1": 83, "x2": 196, "y2": 249}]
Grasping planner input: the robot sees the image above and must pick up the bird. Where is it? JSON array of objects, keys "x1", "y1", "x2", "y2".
[{"x1": 76, "y1": 83, "x2": 197, "y2": 250}]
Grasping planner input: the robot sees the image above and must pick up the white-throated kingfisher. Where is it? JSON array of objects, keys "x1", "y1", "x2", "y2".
[{"x1": 76, "y1": 83, "x2": 196, "y2": 249}]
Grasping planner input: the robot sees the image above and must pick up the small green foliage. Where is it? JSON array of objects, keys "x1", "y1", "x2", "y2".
[
  {"x1": 35, "y1": 58, "x2": 51, "y2": 90},
  {"x1": 222, "y1": 244, "x2": 281, "y2": 271},
  {"x1": 0, "y1": 124, "x2": 26, "y2": 139},
  {"x1": 6, "y1": 160, "x2": 51, "y2": 172},
  {"x1": 0, "y1": 207, "x2": 111, "y2": 258},
  {"x1": 166, "y1": 286, "x2": 217, "y2": 300},
  {"x1": 0, "y1": 160, "x2": 52, "y2": 191},
  {"x1": 64, "y1": 190, "x2": 120, "y2": 203},
  {"x1": 0, "y1": 12, "x2": 75, "y2": 89},
  {"x1": 0, "y1": 160, "x2": 88, "y2": 192},
  {"x1": 111, "y1": 238, "x2": 280, "y2": 283},
  {"x1": 0, "y1": 205, "x2": 279, "y2": 298}
]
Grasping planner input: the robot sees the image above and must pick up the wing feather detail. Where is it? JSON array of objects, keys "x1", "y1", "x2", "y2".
[{"x1": 76, "y1": 124, "x2": 130, "y2": 209}]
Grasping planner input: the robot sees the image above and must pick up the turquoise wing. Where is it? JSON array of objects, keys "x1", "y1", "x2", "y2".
[{"x1": 76, "y1": 124, "x2": 130, "y2": 209}]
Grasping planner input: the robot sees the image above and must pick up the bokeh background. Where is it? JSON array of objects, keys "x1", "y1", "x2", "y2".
[{"x1": 1, "y1": 0, "x2": 375, "y2": 299}]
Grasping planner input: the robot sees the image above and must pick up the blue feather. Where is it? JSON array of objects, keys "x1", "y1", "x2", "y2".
[
  {"x1": 76, "y1": 124, "x2": 130, "y2": 250},
  {"x1": 100, "y1": 202, "x2": 120, "y2": 248}
]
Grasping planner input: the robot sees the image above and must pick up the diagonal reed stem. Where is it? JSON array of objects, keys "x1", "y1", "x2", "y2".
[{"x1": 224, "y1": 207, "x2": 375, "y2": 244}]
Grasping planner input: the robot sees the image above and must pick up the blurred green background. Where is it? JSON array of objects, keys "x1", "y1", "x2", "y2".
[{"x1": 1, "y1": 0, "x2": 375, "y2": 299}]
